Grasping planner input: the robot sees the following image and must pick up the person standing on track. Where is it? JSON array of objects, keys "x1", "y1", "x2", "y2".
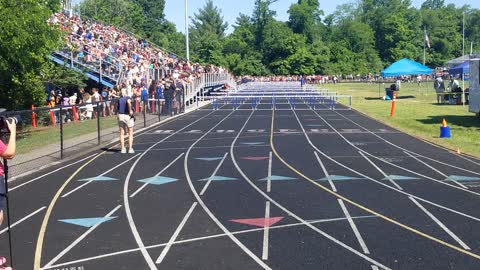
[
  {"x1": 0, "y1": 119, "x2": 15, "y2": 270},
  {"x1": 117, "y1": 88, "x2": 135, "y2": 154}
]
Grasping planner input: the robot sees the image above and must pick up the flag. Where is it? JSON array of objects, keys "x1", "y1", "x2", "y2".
[{"x1": 424, "y1": 30, "x2": 431, "y2": 48}]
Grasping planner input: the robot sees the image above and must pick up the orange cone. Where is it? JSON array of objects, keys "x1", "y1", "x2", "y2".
[{"x1": 442, "y1": 118, "x2": 447, "y2": 128}]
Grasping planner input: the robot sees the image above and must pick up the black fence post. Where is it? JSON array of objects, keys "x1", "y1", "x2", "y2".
[
  {"x1": 182, "y1": 88, "x2": 186, "y2": 113},
  {"x1": 97, "y1": 101, "x2": 101, "y2": 145},
  {"x1": 158, "y1": 99, "x2": 161, "y2": 122},
  {"x1": 59, "y1": 104, "x2": 64, "y2": 159},
  {"x1": 143, "y1": 102, "x2": 146, "y2": 128}
]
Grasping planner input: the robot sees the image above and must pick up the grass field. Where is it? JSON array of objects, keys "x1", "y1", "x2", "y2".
[
  {"x1": 16, "y1": 116, "x2": 118, "y2": 154},
  {"x1": 324, "y1": 82, "x2": 480, "y2": 158}
]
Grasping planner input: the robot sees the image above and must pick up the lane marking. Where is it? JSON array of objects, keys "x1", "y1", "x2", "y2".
[
  {"x1": 267, "y1": 152, "x2": 272, "y2": 192},
  {"x1": 44, "y1": 215, "x2": 378, "y2": 269},
  {"x1": 262, "y1": 201, "x2": 270, "y2": 260},
  {"x1": 230, "y1": 111, "x2": 390, "y2": 269},
  {"x1": 130, "y1": 153, "x2": 185, "y2": 198},
  {"x1": 155, "y1": 202, "x2": 197, "y2": 264},
  {"x1": 364, "y1": 150, "x2": 477, "y2": 195},
  {"x1": 357, "y1": 151, "x2": 474, "y2": 247},
  {"x1": 34, "y1": 151, "x2": 105, "y2": 270},
  {"x1": 33, "y1": 108, "x2": 218, "y2": 270},
  {"x1": 62, "y1": 154, "x2": 140, "y2": 198},
  {"x1": 409, "y1": 197, "x2": 471, "y2": 250},
  {"x1": 338, "y1": 199, "x2": 370, "y2": 254},
  {"x1": 199, "y1": 152, "x2": 229, "y2": 196},
  {"x1": 123, "y1": 110, "x2": 222, "y2": 270},
  {"x1": 359, "y1": 152, "x2": 403, "y2": 190},
  {"x1": 42, "y1": 205, "x2": 122, "y2": 269},
  {"x1": 455, "y1": 154, "x2": 480, "y2": 166},
  {"x1": 314, "y1": 152, "x2": 337, "y2": 192},
  {"x1": 332, "y1": 111, "x2": 480, "y2": 177},
  {"x1": 404, "y1": 151, "x2": 469, "y2": 189},
  {"x1": 279, "y1": 109, "x2": 480, "y2": 260},
  {"x1": 301, "y1": 109, "x2": 480, "y2": 221},
  {"x1": 311, "y1": 108, "x2": 480, "y2": 196},
  {"x1": 0, "y1": 207, "x2": 46, "y2": 235},
  {"x1": 184, "y1": 110, "x2": 272, "y2": 269},
  {"x1": 10, "y1": 154, "x2": 98, "y2": 191}
]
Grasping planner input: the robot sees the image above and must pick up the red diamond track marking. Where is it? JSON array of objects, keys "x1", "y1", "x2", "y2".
[{"x1": 230, "y1": 217, "x2": 284, "y2": 228}]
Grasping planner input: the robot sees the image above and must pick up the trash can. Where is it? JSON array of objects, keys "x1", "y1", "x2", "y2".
[{"x1": 386, "y1": 88, "x2": 394, "y2": 100}]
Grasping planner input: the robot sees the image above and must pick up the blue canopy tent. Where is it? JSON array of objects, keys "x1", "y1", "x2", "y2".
[
  {"x1": 448, "y1": 61, "x2": 469, "y2": 105},
  {"x1": 449, "y1": 61, "x2": 469, "y2": 79},
  {"x1": 381, "y1": 58, "x2": 433, "y2": 77}
]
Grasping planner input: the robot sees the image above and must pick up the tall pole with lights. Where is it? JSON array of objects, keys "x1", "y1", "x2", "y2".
[{"x1": 185, "y1": 0, "x2": 190, "y2": 61}]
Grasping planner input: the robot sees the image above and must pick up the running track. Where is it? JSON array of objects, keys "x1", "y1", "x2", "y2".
[{"x1": 2, "y1": 96, "x2": 480, "y2": 270}]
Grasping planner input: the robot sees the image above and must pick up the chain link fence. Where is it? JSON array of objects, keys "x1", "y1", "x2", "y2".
[{"x1": 1, "y1": 94, "x2": 186, "y2": 178}]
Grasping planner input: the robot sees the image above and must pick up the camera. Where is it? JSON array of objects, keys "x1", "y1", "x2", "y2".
[{"x1": 0, "y1": 116, "x2": 21, "y2": 135}]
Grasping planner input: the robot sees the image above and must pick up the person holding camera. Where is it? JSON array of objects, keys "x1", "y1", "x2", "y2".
[
  {"x1": 117, "y1": 88, "x2": 135, "y2": 154},
  {"x1": 0, "y1": 119, "x2": 15, "y2": 270}
]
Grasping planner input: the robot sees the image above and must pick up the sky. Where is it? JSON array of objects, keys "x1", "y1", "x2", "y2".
[{"x1": 165, "y1": 0, "x2": 480, "y2": 34}]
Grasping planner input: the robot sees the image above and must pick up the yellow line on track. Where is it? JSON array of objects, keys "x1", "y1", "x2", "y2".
[
  {"x1": 269, "y1": 109, "x2": 480, "y2": 260},
  {"x1": 34, "y1": 152, "x2": 105, "y2": 270}
]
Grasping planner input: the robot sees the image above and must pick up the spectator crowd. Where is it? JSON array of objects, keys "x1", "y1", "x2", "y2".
[{"x1": 45, "y1": 12, "x2": 231, "y2": 122}]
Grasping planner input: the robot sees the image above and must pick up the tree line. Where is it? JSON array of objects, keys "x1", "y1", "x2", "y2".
[{"x1": 78, "y1": 0, "x2": 480, "y2": 76}]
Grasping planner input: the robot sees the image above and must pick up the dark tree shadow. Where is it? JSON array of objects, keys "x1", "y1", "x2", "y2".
[
  {"x1": 417, "y1": 115, "x2": 480, "y2": 129},
  {"x1": 364, "y1": 95, "x2": 416, "y2": 100}
]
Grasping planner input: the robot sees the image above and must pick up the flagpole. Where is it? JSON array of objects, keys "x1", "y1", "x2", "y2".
[{"x1": 423, "y1": 27, "x2": 426, "y2": 66}]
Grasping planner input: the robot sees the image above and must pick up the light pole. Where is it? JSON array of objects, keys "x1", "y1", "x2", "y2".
[
  {"x1": 185, "y1": 0, "x2": 190, "y2": 61},
  {"x1": 462, "y1": 11, "x2": 465, "y2": 106}
]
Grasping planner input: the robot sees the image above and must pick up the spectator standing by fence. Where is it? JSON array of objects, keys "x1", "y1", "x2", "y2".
[{"x1": 117, "y1": 88, "x2": 135, "y2": 154}]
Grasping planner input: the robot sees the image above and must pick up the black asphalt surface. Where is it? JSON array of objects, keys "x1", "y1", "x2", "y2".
[{"x1": 1, "y1": 93, "x2": 480, "y2": 270}]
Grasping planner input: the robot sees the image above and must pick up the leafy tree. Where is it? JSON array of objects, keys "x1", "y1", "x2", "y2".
[
  {"x1": 288, "y1": 0, "x2": 324, "y2": 42},
  {"x1": 79, "y1": 0, "x2": 145, "y2": 34},
  {"x1": 0, "y1": 0, "x2": 63, "y2": 110},
  {"x1": 190, "y1": 0, "x2": 228, "y2": 40},
  {"x1": 252, "y1": 0, "x2": 278, "y2": 51},
  {"x1": 189, "y1": 0, "x2": 228, "y2": 65},
  {"x1": 41, "y1": 62, "x2": 88, "y2": 91}
]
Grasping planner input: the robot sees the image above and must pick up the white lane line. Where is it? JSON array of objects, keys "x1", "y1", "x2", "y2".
[
  {"x1": 10, "y1": 154, "x2": 98, "y2": 191},
  {"x1": 130, "y1": 153, "x2": 185, "y2": 198},
  {"x1": 371, "y1": 265, "x2": 380, "y2": 270},
  {"x1": 62, "y1": 154, "x2": 140, "y2": 198},
  {"x1": 155, "y1": 202, "x2": 197, "y2": 264},
  {"x1": 409, "y1": 197, "x2": 471, "y2": 250},
  {"x1": 185, "y1": 110, "x2": 272, "y2": 270},
  {"x1": 293, "y1": 110, "x2": 480, "y2": 224},
  {"x1": 314, "y1": 151, "x2": 337, "y2": 192},
  {"x1": 0, "y1": 207, "x2": 46, "y2": 235},
  {"x1": 230, "y1": 112, "x2": 390, "y2": 269},
  {"x1": 262, "y1": 201, "x2": 271, "y2": 260},
  {"x1": 42, "y1": 205, "x2": 122, "y2": 269},
  {"x1": 363, "y1": 150, "x2": 479, "y2": 196},
  {"x1": 310, "y1": 109, "x2": 480, "y2": 197},
  {"x1": 267, "y1": 151, "x2": 272, "y2": 193},
  {"x1": 123, "y1": 110, "x2": 220, "y2": 270},
  {"x1": 358, "y1": 151, "x2": 403, "y2": 190},
  {"x1": 338, "y1": 199, "x2": 370, "y2": 254},
  {"x1": 44, "y1": 215, "x2": 379, "y2": 269},
  {"x1": 455, "y1": 154, "x2": 480, "y2": 166},
  {"x1": 199, "y1": 152, "x2": 229, "y2": 196},
  {"x1": 404, "y1": 151, "x2": 469, "y2": 189},
  {"x1": 332, "y1": 111, "x2": 480, "y2": 177}
]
